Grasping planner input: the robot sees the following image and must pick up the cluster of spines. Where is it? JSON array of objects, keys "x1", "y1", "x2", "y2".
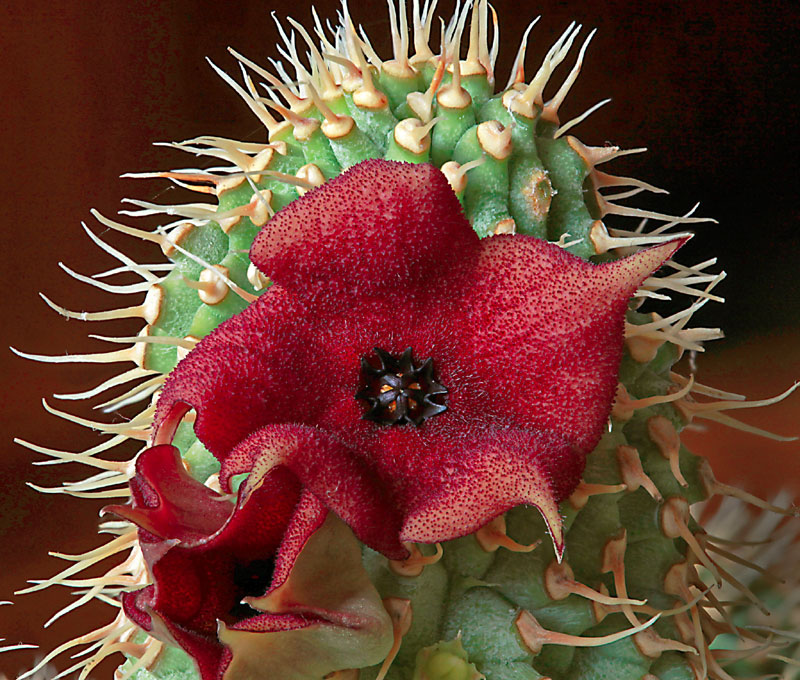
[
  {"x1": 6, "y1": 1, "x2": 799, "y2": 679},
  {"x1": 698, "y1": 492, "x2": 800, "y2": 680}
]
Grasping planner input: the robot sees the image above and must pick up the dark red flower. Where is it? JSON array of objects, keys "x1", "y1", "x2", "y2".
[
  {"x1": 149, "y1": 159, "x2": 685, "y2": 563},
  {"x1": 109, "y1": 444, "x2": 393, "y2": 680}
]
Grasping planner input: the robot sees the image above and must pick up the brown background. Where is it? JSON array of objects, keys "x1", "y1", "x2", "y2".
[{"x1": 1, "y1": 0, "x2": 798, "y2": 677}]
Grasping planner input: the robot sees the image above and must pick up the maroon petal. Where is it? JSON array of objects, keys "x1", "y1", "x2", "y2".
[
  {"x1": 112, "y1": 444, "x2": 232, "y2": 545},
  {"x1": 220, "y1": 424, "x2": 406, "y2": 560},
  {"x1": 249, "y1": 159, "x2": 479, "y2": 300},
  {"x1": 453, "y1": 235, "x2": 688, "y2": 458},
  {"x1": 152, "y1": 285, "x2": 320, "y2": 457}
]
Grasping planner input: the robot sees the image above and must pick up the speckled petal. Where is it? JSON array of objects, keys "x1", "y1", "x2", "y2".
[
  {"x1": 148, "y1": 159, "x2": 687, "y2": 569},
  {"x1": 220, "y1": 424, "x2": 406, "y2": 560},
  {"x1": 152, "y1": 286, "x2": 320, "y2": 457},
  {"x1": 452, "y1": 235, "x2": 689, "y2": 493},
  {"x1": 249, "y1": 159, "x2": 479, "y2": 301}
]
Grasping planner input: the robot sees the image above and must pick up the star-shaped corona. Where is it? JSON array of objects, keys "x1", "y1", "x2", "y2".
[{"x1": 357, "y1": 347, "x2": 449, "y2": 427}]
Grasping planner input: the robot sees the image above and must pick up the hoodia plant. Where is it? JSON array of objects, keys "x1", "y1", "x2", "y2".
[{"x1": 5, "y1": 2, "x2": 798, "y2": 679}]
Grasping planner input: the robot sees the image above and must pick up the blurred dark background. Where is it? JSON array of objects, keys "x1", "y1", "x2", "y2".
[{"x1": 1, "y1": 0, "x2": 797, "y2": 676}]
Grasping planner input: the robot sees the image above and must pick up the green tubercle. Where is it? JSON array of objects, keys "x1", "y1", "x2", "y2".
[{"x1": 412, "y1": 638, "x2": 483, "y2": 680}]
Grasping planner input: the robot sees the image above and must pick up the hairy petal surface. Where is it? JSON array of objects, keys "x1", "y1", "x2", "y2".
[
  {"x1": 153, "y1": 286, "x2": 320, "y2": 456},
  {"x1": 150, "y1": 160, "x2": 687, "y2": 562},
  {"x1": 249, "y1": 159, "x2": 479, "y2": 300},
  {"x1": 454, "y1": 235, "x2": 688, "y2": 492},
  {"x1": 220, "y1": 424, "x2": 406, "y2": 559}
]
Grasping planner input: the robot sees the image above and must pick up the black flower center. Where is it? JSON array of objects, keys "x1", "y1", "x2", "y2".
[
  {"x1": 356, "y1": 347, "x2": 448, "y2": 427},
  {"x1": 229, "y1": 557, "x2": 275, "y2": 620}
]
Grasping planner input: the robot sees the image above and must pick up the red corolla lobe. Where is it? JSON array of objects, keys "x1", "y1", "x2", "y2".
[
  {"x1": 153, "y1": 160, "x2": 686, "y2": 561},
  {"x1": 250, "y1": 160, "x2": 479, "y2": 300}
]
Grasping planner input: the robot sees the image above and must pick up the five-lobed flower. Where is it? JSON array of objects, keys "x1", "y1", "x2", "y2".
[{"x1": 114, "y1": 159, "x2": 687, "y2": 677}]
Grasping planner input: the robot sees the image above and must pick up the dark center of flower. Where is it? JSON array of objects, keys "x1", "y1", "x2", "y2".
[
  {"x1": 229, "y1": 557, "x2": 275, "y2": 620},
  {"x1": 356, "y1": 347, "x2": 448, "y2": 427}
]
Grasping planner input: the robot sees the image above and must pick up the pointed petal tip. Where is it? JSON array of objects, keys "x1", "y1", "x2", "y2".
[
  {"x1": 647, "y1": 232, "x2": 692, "y2": 266},
  {"x1": 535, "y1": 500, "x2": 566, "y2": 563},
  {"x1": 597, "y1": 235, "x2": 692, "y2": 296},
  {"x1": 551, "y1": 532, "x2": 566, "y2": 563}
]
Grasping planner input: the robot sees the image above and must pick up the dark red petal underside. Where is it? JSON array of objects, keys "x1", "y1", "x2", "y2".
[
  {"x1": 111, "y1": 445, "x2": 319, "y2": 680},
  {"x1": 112, "y1": 444, "x2": 232, "y2": 544}
]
